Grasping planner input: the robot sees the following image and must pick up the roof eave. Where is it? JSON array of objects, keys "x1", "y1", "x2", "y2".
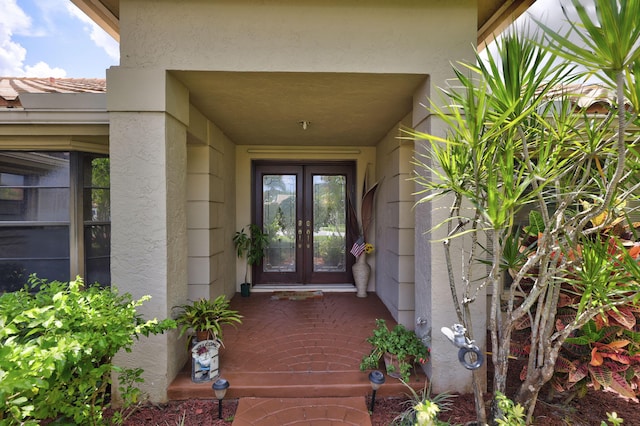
[
  {"x1": 477, "y1": 0, "x2": 537, "y2": 50},
  {"x1": 72, "y1": 0, "x2": 535, "y2": 49},
  {"x1": 70, "y1": 0, "x2": 119, "y2": 42}
]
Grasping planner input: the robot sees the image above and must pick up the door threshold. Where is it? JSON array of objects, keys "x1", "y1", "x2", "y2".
[{"x1": 251, "y1": 284, "x2": 357, "y2": 293}]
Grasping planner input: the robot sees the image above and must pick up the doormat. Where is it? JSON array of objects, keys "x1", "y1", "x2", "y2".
[{"x1": 270, "y1": 290, "x2": 323, "y2": 300}]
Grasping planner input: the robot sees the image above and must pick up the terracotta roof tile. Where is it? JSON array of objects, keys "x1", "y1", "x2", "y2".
[{"x1": 0, "y1": 77, "x2": 106, "y2": 108}]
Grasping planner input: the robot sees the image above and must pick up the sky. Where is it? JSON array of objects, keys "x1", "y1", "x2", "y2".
[
  {"x1": 0, "y1": 0, "x2": 119, "y2": 78},
  {"x1": 0, "y1": 0, "x2": 590, "y2": 80}
]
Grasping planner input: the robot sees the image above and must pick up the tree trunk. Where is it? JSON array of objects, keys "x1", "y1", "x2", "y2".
[{"x1": 515, "y1": 352, "x2": 557, "y2": 423}]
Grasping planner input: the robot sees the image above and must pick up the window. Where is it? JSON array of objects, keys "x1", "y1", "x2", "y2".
[
  {"x1": 0, "y1": 152, "x2": 110, "y2": 291},
  {"x1": 83, "y1": 155, "x2": 110, "y2": 286}
]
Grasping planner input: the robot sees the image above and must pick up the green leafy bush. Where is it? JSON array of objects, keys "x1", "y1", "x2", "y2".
[
  {"x1": 360, "y1": 319, "x2": 429, "y2": 382},
  {"x1": 0, "y1": 276, "x2": 175, "y2": 425}
]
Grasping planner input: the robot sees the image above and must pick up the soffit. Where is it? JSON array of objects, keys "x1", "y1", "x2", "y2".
[{"x1": 174, "y1": 71, "x2": 426, "y2": 146}]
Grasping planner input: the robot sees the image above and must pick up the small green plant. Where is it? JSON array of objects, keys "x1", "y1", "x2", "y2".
[
  {"x1": 601, "y1": 412, "x2": 624, "y2": 426},
  {"x1": 173, "y1": 295, "x2": 243, "y2": 346},
  {"x1": 494, "y1": 392, "x2": 525, "y2": 426},
  {"x1": 109, "y1": 367, "x2": 148, "y2": 425},
  {"x1": 233, "y1": 224, "x2": 270, "y2": 284},
  {"x1": 360, "y1": 319, "x2": 429, "y2": 382},
  {"x1": 0, "y1": 275, "x2": 175, "y2": 425},
  {"x1": 391, "y1": 380, "x2": 455, "y2": 426}
]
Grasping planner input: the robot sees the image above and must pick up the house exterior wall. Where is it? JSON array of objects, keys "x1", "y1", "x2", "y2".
[
  {"x1": 186, "y1": 107, "x2": 237, "y2": 301},
  {"x1": 118, "y1": 0, "x2": 475, "y2": 74},
  {"x1": 108, "y1": 71, "x2": 190, "y2": 403},
  {"x1": 375, "y1": 114, "x2": 416, "y2": 326},
  {"x1": 107, "y1": 0, "x2": 479, "y2": 401},
  {"x1": 412, "y1": 73, "x2": 488, "y2": 394}
]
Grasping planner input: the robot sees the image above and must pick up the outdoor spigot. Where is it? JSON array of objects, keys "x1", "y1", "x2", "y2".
[{"x1": 440, "y1": 324, "x2": 484, "y2": 370}]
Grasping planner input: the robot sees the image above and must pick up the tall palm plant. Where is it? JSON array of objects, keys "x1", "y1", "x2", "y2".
[{"x1": 411, "y1": 0, "x2": 640, "y2": 422}]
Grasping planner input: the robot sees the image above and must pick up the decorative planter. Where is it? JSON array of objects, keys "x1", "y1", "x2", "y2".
[
  {"x1": 241, "y1": 282, "x2": 251, "y2": 297},
  {"x1": 352, "y1": 255, "x2": 370, "y2": 298},
  {"x1": 196, "y1": 330, "x2": 210, "y2": 342},
  {"x1": 383, "y1": 352, "x2": 402, "y2": 378},
  {"x1": 191, "y1": 339, "x2": 220, "y2": 383}
]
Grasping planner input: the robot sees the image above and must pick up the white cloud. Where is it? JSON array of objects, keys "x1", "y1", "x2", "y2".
[
  {"x1": 0, "y1": 0, "x2": 30, "y2": 76},
  {"x1": 0, "y1": 0, "x2": 66, "y2": 77},
  {"x1": 0, "y1": 0, "x2": 31, "y2": 35},
  {"x1": 24, "y1": 61, "x2": 66, "y2": 78},
  {"x1": 66, "y1": 2, "x2": 119, "y2": 61}
]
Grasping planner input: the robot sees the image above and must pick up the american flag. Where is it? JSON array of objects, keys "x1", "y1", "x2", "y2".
[{"x1": 350, "y1": 236, "x2": 366, "y2": 258}]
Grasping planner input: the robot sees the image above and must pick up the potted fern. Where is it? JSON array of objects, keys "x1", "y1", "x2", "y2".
[
  {"x1": 173, "y1": 295, "x2": 242, "y2": 382},
  {"x1": 173, "y1": 295, "x2": 242, "y2": 346},
  {"x1": 233, "y1": 224, "x2": 269, "y2": 296}
]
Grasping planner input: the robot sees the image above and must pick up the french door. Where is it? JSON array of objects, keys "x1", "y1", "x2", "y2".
[{"x1": 253, "y1": 161, "x2": 356, "y2": 285}]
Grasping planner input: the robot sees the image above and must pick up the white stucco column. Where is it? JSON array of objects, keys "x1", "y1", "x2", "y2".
[
  {"x1": 106, "y1": 68, "x2": 190, "y2": 403},
  {"x1": 413, "y1": 75, "x2": 487, "y2": 395}
]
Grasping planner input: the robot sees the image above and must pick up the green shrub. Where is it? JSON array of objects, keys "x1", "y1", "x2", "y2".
[
  {"x1": 360, "y1": 319, "x2": 429, "y2": 382},
  {"x1": 0, "y1": 275, "x2": 175, "y2": 425}
]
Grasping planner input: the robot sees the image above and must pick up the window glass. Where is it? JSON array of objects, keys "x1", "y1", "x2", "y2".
[
  {"x1": 0, "y1": 152, "x2": 70, "y2": 222},
  {"x1": 0, "y1": 151, "x2": 111, "y2": 291},
  {"x1": 83, "y1": 155, "x2": 110, "y2": 286},
  {"x1": 0, "y1": 226, "x2": 70, "y2": 291}
]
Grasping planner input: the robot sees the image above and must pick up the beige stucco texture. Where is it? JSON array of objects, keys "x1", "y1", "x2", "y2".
[{"x1": 108, "y1": 0, "x2": 480, "y2": 401}]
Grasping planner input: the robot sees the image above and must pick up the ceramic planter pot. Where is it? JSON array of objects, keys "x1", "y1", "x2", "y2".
[{"x1": 241, "y1": 282, "x2": 251, "y2": 297}]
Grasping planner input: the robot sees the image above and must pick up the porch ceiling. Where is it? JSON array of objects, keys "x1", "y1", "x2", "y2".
[
  {"x1": 173, "y1": 71, "x2": 426, "y2": 146},
  {"x1": 71, "y1": 0, "x2": 537, "y2": 146}
]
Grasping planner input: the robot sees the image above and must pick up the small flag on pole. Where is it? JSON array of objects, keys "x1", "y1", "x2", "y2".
[{"x1": 350, "y1": 236, "x2": 366, "y2": 258}]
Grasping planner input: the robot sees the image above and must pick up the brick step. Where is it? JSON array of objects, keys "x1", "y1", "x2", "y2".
[{"x1": 167, "y1": 366, "x2": 427, "y2": 400}]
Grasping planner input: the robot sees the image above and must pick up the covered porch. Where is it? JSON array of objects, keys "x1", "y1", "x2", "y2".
[{"x1": 167, "y1": 292, "x2": 429, "y2": 400}]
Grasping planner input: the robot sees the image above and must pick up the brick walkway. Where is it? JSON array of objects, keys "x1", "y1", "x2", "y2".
[{"x1": 167, "y1": 291, "x2": 427, "y2": 424}]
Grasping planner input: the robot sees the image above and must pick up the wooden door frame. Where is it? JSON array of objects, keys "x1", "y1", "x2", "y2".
[{"x1": 251, "y1": 159, "x2": 357, "y2": 285}]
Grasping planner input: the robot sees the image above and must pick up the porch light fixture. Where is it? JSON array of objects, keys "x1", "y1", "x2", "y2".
[
  {"x1": 212, "y1": 378, "x2": 230, "y2": 419},
  {"x1": 368, "y1": 370, "x2": 385, "y2": 413},
  {"x1": 298, "y1": 120, "x2": 311, "y2": 130}
]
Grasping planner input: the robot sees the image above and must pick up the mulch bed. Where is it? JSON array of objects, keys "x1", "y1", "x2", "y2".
[
  {"x1": 111, "y1": 386, "x2": 639, "y2": 425},
  {"x1": 40, "y1": 372, "x2": 640, "y2": 424}
]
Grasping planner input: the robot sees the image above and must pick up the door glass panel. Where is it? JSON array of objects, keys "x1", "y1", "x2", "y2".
[
  {"x1": 263, "y1": 175, "x2": 296, "y2": 272},
  {"x1": 312, "y1": 175, "x2": 346, "y2": 272}
]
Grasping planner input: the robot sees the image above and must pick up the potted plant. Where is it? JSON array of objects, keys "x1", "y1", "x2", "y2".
[
  {"x1": 233, "y1": 224, "x2": 269, "y2": 296},
  {"x1": 173, "y1": 295, "x2": 242, "y2": 382},
  {"x1": 359, "y1": 318, "x2": 429, "y2": 382},
  {"x1": 173, "y1": 295, "x2": 243, "y2": 346}
]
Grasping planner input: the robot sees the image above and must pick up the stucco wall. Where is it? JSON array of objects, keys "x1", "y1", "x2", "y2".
[
  {"x1": 108, "y1": 71, "x2": 190, "y2": 403},
  {"x1": 375, "y1": 114, "x2": 416, "y2": 326},
  {"x1": 109, "y1": 0, "x2": 480, "y2": 401},
  {"x1": 118, "y1": 0, "x2": 474, "y2": 75},
  {"x1": 412, "y1": 73, "x2": 488, "y2": 394},
  {"x1": 109, "y1": 110, "x2": 189, "y2": 403},
  {"x1": 186, "y1": 107, "x2": 237, "y2": 301}
]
